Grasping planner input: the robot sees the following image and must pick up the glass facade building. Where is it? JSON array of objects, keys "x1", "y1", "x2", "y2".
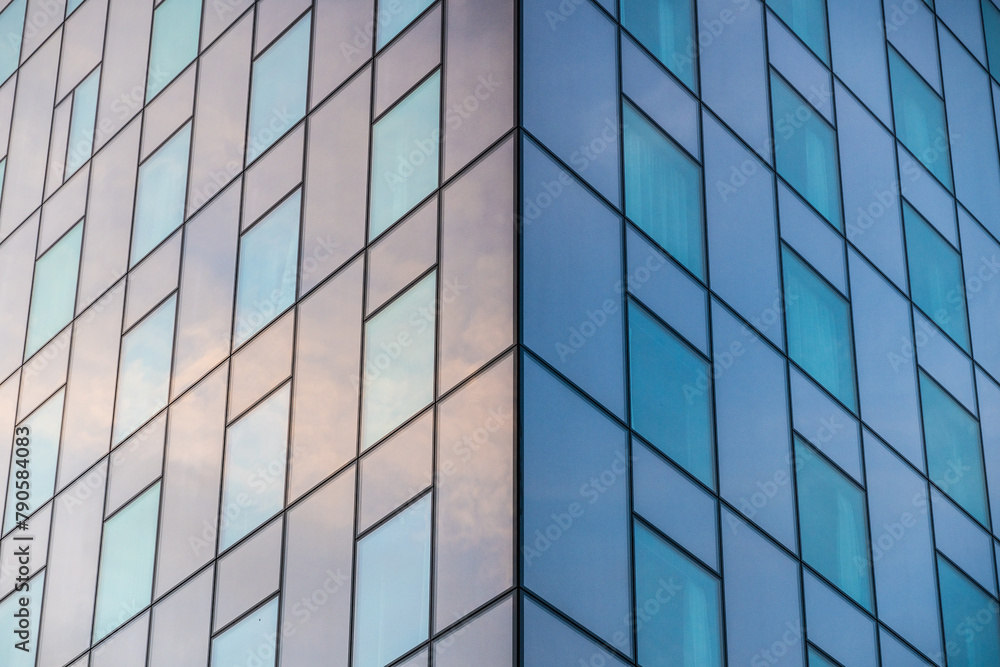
[{"x1": 0, "y1": 0, "x2": 1000, "y2": 665}]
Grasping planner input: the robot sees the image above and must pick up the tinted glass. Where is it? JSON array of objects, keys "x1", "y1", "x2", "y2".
[
  {"x1": 25, "y1": 222, "x2": 82, "y2": 359},
  {"x1": 621, "y1": 0, "x2": 696, "y2": 89},
  {"x1": 147, "y1": 0, "x2": 201, "y2": 101},
  {"x1": 132, "y1": 123, "x2": 192, "y2": 265},
  {"x1": 65, "y1": 67, "x2": 100, "y2": 177},
  {"x1": 768, "y1": 0, "x2": 829, "y2": 62},
  {"x1": 2, "y1": 390, "x2": 62, "y2": 535},
  {"x1": 377, "y1": 0, "x2": 434, "y2": 49},
  {"x1": 0, "y1": 0, "x2": 25, "y2": 83},
  {"x1": 938, "y1": 556, "x2": 1000, "y2": 666},
  {"x1": 210, "y1": 597, "x2": 279, "y2": 667}
]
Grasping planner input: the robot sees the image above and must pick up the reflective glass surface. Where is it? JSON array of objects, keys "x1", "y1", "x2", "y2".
[
  {"x1": 768, "y1": 0, "x2": 829, "y2": 63},
  {"x1": 0, "y1": 0, "x2": 25, "y2": 83},
  {"x1": 938, "y1": 556, "x2": 1000, "y2": 666},
  {"x1": 132, "y1": 123, "x2": 192, "y2": 265},
  {"x1": 377, "y1": 0, "x2": 434, "y2": 49},
  {"x1": 147, "y1": 0, "x2": 200, "y2": 101},
  {"x1": 621, "y1": 0, "x2": 696, "y2": 89},
  {"x1": 65, "y1": 67, "x2": 100, "y2": 177},
  {"x1": 2, "y1": 390, "x2": 62, "y2": 535},
  {"x1": 210, "y1": 597, "x2": 279, "y2": 667},
  {"x1": 24, "y1": 222, "x2": 82, "y2": 359}
]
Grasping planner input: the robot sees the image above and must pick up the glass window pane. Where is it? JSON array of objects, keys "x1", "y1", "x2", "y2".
[
  {"x1": 0, "y1": 0, "x2": 25, "y2": 83},
  {"x1": 808, "y1": 647, "x2": 839, "y2": 667},
  {"x1": 93, "y1": 482, "x2": 161, "y2": 642},
  {"x1": 234, "y1": 190, "x2": 300, "y2": 347},
  {"x1": 623, "y1": 102, "x2": 704, "y2": 277},
  {"x1": 628, "y1": 300, "x2": 713, "y2": 486},
  {"x1": 0, "y1": 571, "x2": 43, "y2": 667},
  {"x1": 369, "y1": 71, "x2": 440, "y2": 240},
  {"x1": 783, "y1": 248, "x2": 857, "y2": 411},
  {"x1": 360, "y1": 271, "x2": 436, "y2": 449},
  {"x1": 353, "y1": 494, "x2": 431, "y2": 667},
  {"x1": 65, "y1": 67, "x2": 100, "y2": 177},
  {"x1": 377, "y1": 0, "x2": 434, "y2": 49},
  {"x1": 919, "y1": 372, "x2": 989, "y2": 525},
  {"x1": 985, "y1": 0, "x2": 1000, "y2": 81},
  {"x1": 634, "y1": 521, "x2": 722, "y2": 666},
  {"x1": 938, "y1": 556, "x2": 1000, "y2": 667},
  {"x1": 888, "y1": 48, "x2": 953, "y2": 190},
  {"x1": 113, "y1": 295, "x2": 177, "y2": 445},
  {"x1": 621, "y1": 0, "x2": 696, "y2": 89},
  {"x1": 210, "y1": 597, "x2": 279, "y2": 667},
  {"x1": 25, "y1": 221, "x2": 82, "y2": 359},
  {"x1": 147, "y1": 0, "x2": 201, "y2": 101},
  {"x1": 220, "y1": 383, "x2": 290, "y2": 551},
  {"x1": 3, "y1": 390, "x2": 63, "y2": 535},
  {"x1": 771, "y1": 73, "x2": 842, "y2": 229},
  {"x1": 66, "y1": 0, "x2": 85, "y2": 15},
  {"x1": 132, "y1": 122, "x2": 192, "y2": 265},
  {"x1": 247, "y1": 12, "x2": 310, "y2": 162},
  {"x1": 795, "y1": 438, "x2": 873, "y2": 610},
  {"x1": 767, "y1": 0, "x2": 829, "y2": 63}
]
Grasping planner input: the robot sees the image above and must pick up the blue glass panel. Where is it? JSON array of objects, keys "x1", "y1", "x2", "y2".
[
  {"x1": 771, "y1": 74, "x2": 842, "y2": 229},
  {"x1": 522, "y1": 596, "x2": 631, "y2": 667},
  {"x1": 360, "y1": 271, "x2": 436, "y2": 450},
  {"x1": 210, "y1": 597, "x2": 279, "y2": 667},
  {"x1": 904, "y1": 203, "x2": 970, "y2": 351},
  {"x1": 247, "y1": 13, "x2": 310, "y2": 162},
  {"x1": 25, "y1": 222, "x2": 82, "y2": 359},
  {"x1": 0, "y1": 572, "x2": 43, "y2": 667},
  {"x1": 937, "y1": 0, "x2": 986, "y2": 63},
  {"x1": 783, "y1": 249, "x2": 856, "y2": 411},
  {"x1": 353, "y1": 494, "x2": 431, "y2": 667},
  {"x1": 767, "y1": 0, "x2": 828, "y2": 62},
  {"x1": 986, "y1": 0, "x2": 1000, "y2": 80},
  {"x1": 113, "y1": 296, "x2": 176, "y2": 445},
  {"x1": 66, "y1": 0, "x2": 85, "y2": 15},
  {"x1": 899, "y1": 149, "x2": 956, "y2": 245},
  {"x1": 888, "y1": 48, "x2": 953, "y2": 191},
  {"x1": 938, "y1": 556, "x2": 1000, "y2": 667},
  {"x1": 795, "y1": 438, "x2": 873, "y2": 610},
  {"x1": 779, "y1": 183, "x2": 846, "y2": 294},
  {"x1": 808, "y1": 647, "x2": 839, "y2": 667},
  {"x1": 132, "y1": 123, "x2": 192, "y2": 265},
  {"x1": 912, "y1": 308, "x2": 976, "y2": 414},
  {"x1": 978, "y1": 369, "x2": 1000, "y2": 541},
  {"x1": 827, "y1": 0, "x2": 892, "y2": 125},
  {"x1": 634, "y1": 522, "x2": 722, "y2": 665},
  {"x1": 219, "y1": 383, "x2": 290, "y2": 551},
  {"x1": 803, "y1": 572, "x2": 878, "y2": 667},
  {"x1": 621, "y1": 0, "x2": 696, "y2": 89},
  {"x1": 93, "y1": 483, "x2": 160, "y2": 641},
  {"x1": 790, "y1": 367, "x2": 862, "y2": 483},
  {"x1": 2, "y1": 390, "x2": 62, "y2": 534},
  {"x1": 233, "y1": 190, "x2": 300, "y2": 347},
  {"x1": 766, "y1": 11, "x2": 833, "y2": 121},
  {"x1": 0, "y1": 0, "x2": 26, "y2": 83},
  {"x1": 146, "y1": 0, "x2": 201, "y2": 101},
  {"x1": 920, "y1": 372, "x2": 989, "y2": 526},
  {"x1": 886, "y1": 0, "x2": 940, "y2": 93},
  {"x1": 959, "y1": 213, "x2": 1000, "y2": 381},
  {"x1": 932, "y1": 489, "x2": 996, "y2": 594},
  {"x1": 369, "y1": 72, "x2": 440, "y2": 240},
  {"x1": 66, "y1": 67, "x2": 100, "y2": 177},
  {"x1": 377, "y1": 0, "x2": 434, "y2": 49},
  {"x1": 629, "y1": 301, "x2": 713, "y2": 486}
]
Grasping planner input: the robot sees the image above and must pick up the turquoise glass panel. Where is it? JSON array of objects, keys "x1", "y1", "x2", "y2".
[
  {"x1": 233, "y1": 190, "x2": 300, "y2": 346},
  {"x1": 767, "y1": 0, "x2": 829, "y2": 63},
  {"x1": 66, "y1": 0, "x2": 85, "y2": 15},
  {"x1": 985, "y1": 0, "x2": 1000, "y2": 81},
  {"x1": 888, "y1": 48, "x2": 952, "y2": 190},
  {"x1": 783, "y1": 248, "x2": 857, "y2": 411},
  {"x1": 808, "y1": 647, "x2": 839, "y2": 667},
  {"x1": 353, "y1": 494, "x2": 431, "y2": 667},
  {"x1": 361, "y1": 271, "x2": 436, "y2": 449},
  {"x1": 623, "y1": 102, "x2": 704, "y2": 277},
  {"x1": 3, "y1": 390, "x2": 63, "y2": 534},
  {"x1": 938, "y1": 556, "x2": 1000, "y2": 667},
  {"x1": 211, "y1": 597, "x2": 279, "y2": 667},
  {"x1": 376, "y1": 0, "x2": 434, "y2": 49},
  {"x1": 132, "y1": 122, "x2": 192, "y2": 265},
  {"x1": 628, "y1": 300, "x2": 714, "y2": 487},
  {"x1": 920, "y1": 372, "x2": 989, "y2": 525},
  {"x1": 621, "y1": 0, "x2": 696, "y2": 89},
  {"x1": 247, "y1": 13, "x2": 310, "y2": 162},
  {"x1": 147, "y1": 0, "x2": 201, "y2": 101},
  {"x1": 634, "y1": 521, "x2": 722, "y2": 666},
  {"x1": 369, "y1": 72, "x2": 440, "y2": 240},
  {"x1": 795, "y1": 438, "x2": 873, "y2": 611},
  {"x1": 219, "y1": 383, "x2": 290, "y2": 551},
  {"x1": 93, "y1": 483, "x2": 160, "y2": 641},
  {"x1": 771, "y1": 74, "x2": 842, "y2": 230},
  {"x1": 903, "y1": 202, "x2": 970, "y2": 351},
  {"x1": 25, "y1": 222, "x2": 82, "y2": 359},
  {"x1": 0, "y1": 0, "x2": 26, "y2": 83},
  {"x1": 113, "y1": 296, "x2": 176, "y2": 444},
  {"x1": 65, "y1": 67, "x2": 100, "y2": 177},
  {"x1": 0, "y1": 572, "x2": 43, "y2": 667}
]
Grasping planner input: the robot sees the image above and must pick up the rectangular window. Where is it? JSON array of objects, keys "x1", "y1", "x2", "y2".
[
  {"x1": 65, "y1": 67, "x2": 100, "y2": 178},
  {"x1": 247, "y1": 12, "x2": 310, "y2": 162},
  {"x1": 25, "y1": 222, "x2": 83, "y2": 359},
  {"x1": 360, "y1": 271, "x2": 436, "y2": 450},
  {"x1": 628, "y1": 300, "x2": 714, "y2": 487},
  {"x1": 621, "y1": 0, "x2": 696, "y2": 90},
  {"x1": 219, "y1": 383, "x2": 290, "y2": 551},
  {"x1": 623, "y1": 101, "x2": 704, "y2": 278},
  {"x1": 210, "y1": 597, "x2": 279, "y2": 667},
  {"x1": 2, "y1": 390, "x2": 63, "y2": 535},
  {"x1": 888, "y1": 47, "x2": 953, "y2": 191},
  {"x1": 771, "y1": 73, "x2": 842, "y2": 230},
  {"x1": 903, "y1": 202, "x2": 970, "y2": 351},
  {"x1": 147, "y1": 0, "x2": 202, "y2": 101},
  {"x1": 795, "y1": 438, "x2": 873, "y2": 611},
  {"x1": 985, "y1": 0, "x2": 1000, "y2": 81},
  {"x1": 634, "y1": 520, "x2": 722, "y2": 666},
  {"x1": 783, "y1": 247, "x2": 857, "y2": 411},
  {"x1": 234, "y1": 189, "x2": 300, "y2": 347},
  {"x1": 377, "y1": 0, "x2": 434, "y2": 49},
  {"x1": 132, "y1": 122, "x2": 192, "y2": 265},
  {"x1": 113, "y1": 295, "x2": 176, "y2": 445},
  {"x1": 353, "y1": 493, "x2": 432, "y2": 667},
  {"x1": 369, "y1": 72, "x2": 441, "y2": 240},
  {"x1": 0, "y1": 0, "x2": 26, "y2": 83},
  {"x1": 938, "y1": 555, "x2": 1000, "y2": 666},
  {"x1": 93, "y1": 482, "x2": 161, "y2": 642},
  {"x1": 767, "y1": 0, "x2": 829, "y2": 63},
  {"x1": 920, "y1": 372, "x2": 990, "y2": 525}
]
